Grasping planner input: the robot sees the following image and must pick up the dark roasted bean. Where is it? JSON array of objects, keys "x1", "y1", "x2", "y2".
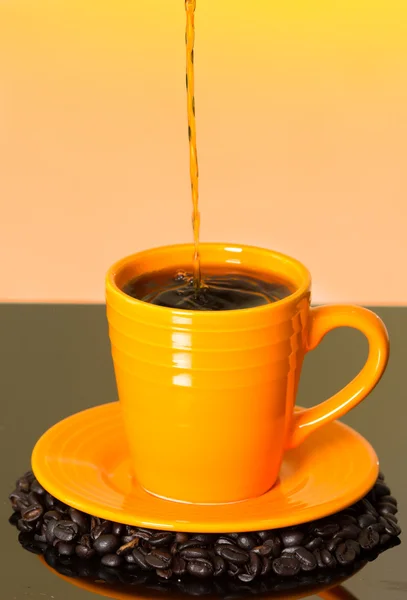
[
  {"x1": 237, "y1": 534, "x2": 257, "y2": 550},
  {"x1": 227, "y1": 563, "x2": 242, "y2": 577},
  {"x1": 17, "y1": 519, "x2": 35, "y2": 533},
  {"x1": 264, "y1": 534, "x2": 282, "y2": 557},
  {"x1": 187, "y1": 560, "x2": 213, "y2": 578},
  {"x1": 111, "y1": 522, "x2": 125, "y2": 537},
  {"x1": 34, "y1": 533, "x2": 47, "y2": 543},
  {"x1": 305, "y1": 537, "x2": 323, "y2": 551},
  {"x1": 125, "y1": 553, "x2": 136, "y2": 564},
  {"x1": 75, "y1": 544, "x2": 95, "y2": 559},
  {"x1": 380, "y1": 533, "x2": 392, "y2": 546},
  {"x1": 248, "y1": 552, "x2": 261, "y2": 576},
  {"x1": 313, "y1": 522, "x2": 340, "y2": 537},
  {"x1": 282, "y1": 545, "x2": 302, "y2": 555},
  {"x1": 172, "y1": 556, "x2": 187, "y2": 575},
  {"x1": 272, "y1": 556, "x2": 301, "y2": 576},
  {"x1": 92, "y1": 521, "x2": 111, "y2": 540},
  {"x1": 192, "y1": 534, "x2": 214, "y2": 544},
  {"x1": 335, "y1": 541, "x2": 357, "y2": 565},
  {"x1": 46, "y1": 519, "x2": 59, "y2": 543},
  {"x1": 17, "y1": 477, "x2": 31, "y2": 493},
  {"x1": 380, "y1": 495, "x2": 397, "y2": 507},
  {"x1": 218, "y1": 544, "x2": 249, "y2": 564},
  {"x1": 149, "y1": 532, "x2": 174, "y2": 547},
  {"x1": 175, "y1": 532, "x2": 189, "y2": 544},
  {"x1": 239, "y1": 572, "x2": 256, "y2": 582},
  {"x1": 94, "y1": 534, "x2": 120, "y2": 555},
  {"x1": 68, "y1": 508, "x2": 88, "y2": 533},
  {"x1": 31, "y1": 481, "x2": 46, "y2": 495},
  {"x1": 358, "y1": 514, "x2": 377, "y2": 528},
  {"x1": 43, "y1": 510, "x2": 61, "y2": 523},
  {"x1": 385, "y1": 513, "x2": 398, "y2": 524},
  {"x1": 27, "y1": 492, "x2": 41, "y2": 506},
  {"x1": 378, "y1": 502, "x2": 398, "y2": 516},
  {"x1": 213, "y1": 555, "x2": 226, "y2": 576},
  {"x1": 338, "y1": 514, "x2": 358, "y2": 526},
  {"x1": 252, "y1": 544, "x2": 272, "y2": 557},
  {"x1": 179, "y1": 539, "x2": 207, "y2": 551},
  {"x1": 21, "y1": 504, "x2": 43, "y2": 522},
  {"x1": 117, "y1": 537, "x2": 139, "y2": 555},
  {"x1": 145, "y1": 550, "x2": 172, "y2": 569},
  {"x1": 215, "y1": 535, "x2": 235, "y2": 546},
  {"x1": 281, "y1": 530, "x2": 305, "y2": 548},
  {"x1": 334, "y1": 524, "x2": 361, "y2": 541},
  {"x1": 326, "y1": 536, "x2": 343, "y2": 553},
  {"x1": 44, "y1": 494, "x2": 56, "y2": 509},
  {"x1": 56, "y1": 541, "x2": 75, "y2": 556},
  {"x1": 261, "y1": 556, "x2": 272, "y2": 576},
  {"x1": 381, "y1": 517, "x2": 401, "y2": 536},
  {"x1": 294, "y1": 547, "x2": 317, "y2": 571},
  {"x1": 132, "y1": 548, "x2": 150, "y2": 570},
  {"x1": 360, "y1": 499, "x2": 379, "y2": 517},
  {"x1": 180, "y1": 547, "x2": 209, "y2": 559},
  {"x1": 54, "y1": 520, "x2": 79, "y2": 542},
  {"x1": 101, "y1": 553, "x2": 122, "y2": 568},
  {"x1": 156, "y1": 568, "x2": 172, "y2": 580},
  {"x1": 375, "y1": 482, "x2": 391, "y2": 497},
  {"x1": 320, "y1": 549, "x2": 336, "y2": 568}
]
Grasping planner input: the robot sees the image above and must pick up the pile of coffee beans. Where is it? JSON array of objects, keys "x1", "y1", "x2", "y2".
[{"x1": 9, "y1": 472, "x2": 401, "y2": 584}]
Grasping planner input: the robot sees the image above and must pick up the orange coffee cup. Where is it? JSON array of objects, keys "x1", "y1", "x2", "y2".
[{"x1": 106, "y1": 243, "x2": 389, "y2": 504}]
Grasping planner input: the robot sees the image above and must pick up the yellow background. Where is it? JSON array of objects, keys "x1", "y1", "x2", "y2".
[{"x1": 1, "y1": 1, "x2": 406, "y2": 303}]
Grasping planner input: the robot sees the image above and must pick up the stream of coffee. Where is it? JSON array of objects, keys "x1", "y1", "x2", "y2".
[{"x1": 185, "y1": 0, "x2": 201, "y2": 290}]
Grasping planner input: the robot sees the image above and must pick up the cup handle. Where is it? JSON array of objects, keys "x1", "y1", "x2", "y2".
[{"x1": 287, "y1": 305, "x2": 389, "y2": 449}]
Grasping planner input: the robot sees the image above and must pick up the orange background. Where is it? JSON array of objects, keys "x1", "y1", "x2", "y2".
[{"x1": 0, "y1": 0, "x2": 406, "y2": 304}]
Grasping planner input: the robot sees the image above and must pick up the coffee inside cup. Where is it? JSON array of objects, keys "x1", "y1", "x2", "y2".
[{"x1": 122, "y1": 265, "x2": 295, "y2": 311}]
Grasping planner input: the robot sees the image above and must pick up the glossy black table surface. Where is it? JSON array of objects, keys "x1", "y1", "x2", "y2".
[{"x1": 1, "y1": 305, "x2": 404, "y2": 599}]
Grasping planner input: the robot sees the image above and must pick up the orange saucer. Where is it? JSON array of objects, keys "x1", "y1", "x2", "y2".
[{"x1": 32, "y1": 402, "x2": 378, "y2": 533}]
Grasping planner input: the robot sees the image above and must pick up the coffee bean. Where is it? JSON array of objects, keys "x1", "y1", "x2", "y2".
[
  {"x1": 180, "y1": 547, "x2": 209, "y2": 560},
  {"x1": 272, "y1": 556, "x2": 301, "y2": 576},
  {"x1": 187, "y1": 561, "x2": 213, "y2": 578},
  {"x1": 34, "y1": 533, "x2": 47, "y2": 543},
  {"x1": 282, "y1": 545, "x2": 302, "y2": 555},
  {"x1": 334, "y1": 524, "x2": 361, "y2": 541},
  {"x1": 320, "y1": 549, "x2": 336, "y2": 568},
  {"x1": 335, "y1": 541, "x2": 357, "y2": 565},
  {"x1": 359, "y1": 527, "x2": 380, "y2": 551},
  {"x1": 21, "y1": 504, "x2": 43, "y2": 523},
  {"x1": 44, "y1": 494, "x2": 56, "y2": 510},
  {"x1": 179, "y1": 539, "x2": 207, "y2": 551},
  {"x1": 380, "y1": 495, "x2": 397, "y2": 507},
  {"x1": 17, "y1": 476, "x2": 31, "y2": 493},
  {"x1": 227, "y1": 563, "x2": 243, "y2": 577},
  {"x1": 117, "y1": 537, "x2": 139, "y2": 555},
  {"x1": 175, "y1": 532, "x2": 189, "y2": 544},
  {"x1": 358, "y1": 513, "x2": 377, "y2": 528},
  {"x1": 237, "y1": 534, "x2": 257, "y2": 550},
  {"x1": 92, "y1": 521, "x2": 111, "y2": 540},
  {"x1": 385, "y1": 513, "x2": 398, "y2": 525},
  {"x1": 172, "y1": 556, "x2": 187, "y2": 575},
  {"x1": 112, "y1": 523, "x2": 125, "y2": 537},
  {"x1": 149, "y1": 532, "x2": 174, "y2": 547},
  {"x1": 17, "y1": 519, "x2": 35, "y2": 533},
  {"x1": 43, "y1": 510, "x2": 61, "y2": 523},
  {"x1": 125, "y1": 553, "x2": 136, "y2": 564},
  {"x1": 157, "y1": 568, "x2": 172, "y2": 580},
  {"x1": 360, "y1": 499, "x2": 379, "y2": 517},
  {"x1": 380, "y1": 533, "x2": 392, "y2": 546},
  {"x1": 263, "y1": 534, "x2": 282, "y2": 557},
  {"x1": 338, "y1": 514, "x2": 358, "y2": 526},
  {"x1": 378, "y1": 502, "x2": 398, "y2": 516},
  {"x1": 75, "y1": 544, "x2": 95, "y2": 559},
  {"x1": 94, "y1": 534, "x2": 120, "y2": 555},
  {"x1": 281, "y1": 530, "x2": 305, "y2": 548},
  {"x1": 375, "y1": 482, "x2": 391, "y2": 497},
  {"x1": 54, "y1": 520, "x2": 79, "y2": 542},
  {"x1": 248, "y1": 552, "x2": 261, "y2": 576},
  {"x1": 192, "y1": 534, "x2": 215, "y2": 544},
  {"x1": 101, "y1": 553, "x2": 122, "y2": 568},
  {"x1": 31, "y1": 481, "x2": 45, "y2": 496},
  {"x1": 215, "y1": 536, "x2": 235, "y2": 546},
  {"x1": 313, "y1": 522, "x2": 340, "y2": 537},
  {"x1": 326, "y1": 536, "x2": 344, "y2": 553},
  {"x1": 56, "y1": 542, "x2": 75, "y2": 556},
  {"x1": 132, "y1": 548, "x2": 150, "y2": 570},
  {"x1": 213, "y1": 555, "x2": 226, "y2": 576},
  {"x1": 293, "y1": 547, "x2": 317, "y2": 571},
  {"x1": 145, "y1": 550, "x2": 172, "y2": 569},
  {"x1": 68, "y1": 508, "x2": 88, "y2": 533},
  {"x1": 305, "y1": 537, "x2": 323, "y2": 551},
  {"x1": 382, "y1": 517, "x2": 401, "y2": 537},
  {"x1": 132, "y1": 529, "x2": 151, "y2": 542},
  {"x1": 46, "y1": 519, "x2": 59, "y2": 543},
  {"x1": 218, "y1": 545, "x2": 249, "y2": 565},
  {"x1": 261, "y1": 556, "x2": 272, "y2": 576},
  {"x1": 252, "y1": 544, "x2": 272, "y2": 557}
]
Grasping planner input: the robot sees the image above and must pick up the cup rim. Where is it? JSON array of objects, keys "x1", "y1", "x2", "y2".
[{"x1": 106, "y1": 242, "x2": 312, "y2": 318}]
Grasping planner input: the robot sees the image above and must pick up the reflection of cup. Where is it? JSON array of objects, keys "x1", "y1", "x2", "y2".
[
  {"x1": 39, "y1": 554, "x2": 363, "y2": 600},
  {"x1": 106, "y1": 243, "x2": 389, "y2": 504}
]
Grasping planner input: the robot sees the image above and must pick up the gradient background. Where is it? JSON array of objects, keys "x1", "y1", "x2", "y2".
[{"x1": 1, "y1": 0, "x2": 406, "y2": 303}]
